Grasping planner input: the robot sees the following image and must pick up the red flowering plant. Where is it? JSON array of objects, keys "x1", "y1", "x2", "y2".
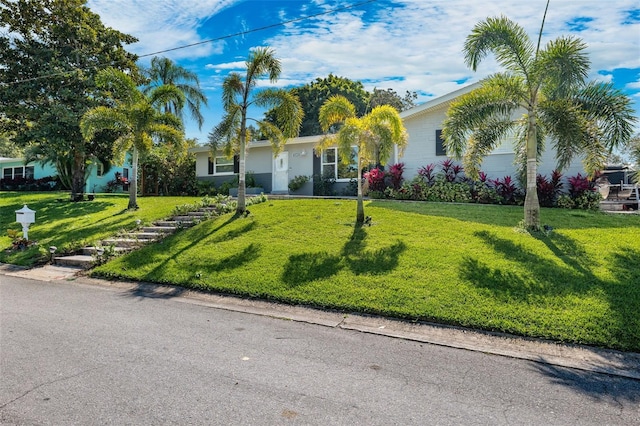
[
  {"x1": 364, "y1": 168, "x2": 385, "y2": 192},
  {"x1": 387, "y1": 162, "x2": 405, "y2": 190}
]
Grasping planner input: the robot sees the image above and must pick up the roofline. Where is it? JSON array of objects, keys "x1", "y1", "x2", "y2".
[
  {"x1": 400, "y1": 82, "x2": 482, "y2": 120},
  {"x1": 189, "y1": 134, "x2": 324, "y2": 153}
]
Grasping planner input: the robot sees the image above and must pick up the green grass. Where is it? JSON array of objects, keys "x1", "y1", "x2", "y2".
[
  {"x1": 1, "y1": 192, "x2": 203, "y2": 266},
  {"x1": 89, "y1": 198, "x2": 640, "y2": 351}
]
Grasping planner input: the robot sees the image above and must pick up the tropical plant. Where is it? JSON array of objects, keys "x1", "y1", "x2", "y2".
[
  {"x1": 316, "y1": 95, "x2": 408, "y2": 223},
  {"x1": 442, "y1": 10, "x2": 636, "y2": 230},
  {"x1": 0, "y1": 0, "x2": 138, "y2": 200},
  {"x1": 143, "y1": 57, "x2": 208, "y2": 130},
  {"x1": 208, "y1": 47, "x2": 303, "y2": 215},
  {"x1": 80, "y1": 68, "x2": 184, "y2": 209}
]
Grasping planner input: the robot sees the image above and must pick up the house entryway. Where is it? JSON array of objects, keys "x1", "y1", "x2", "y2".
[{"x1": 272, "y1": 151, "x2": 289, "y2": 194}]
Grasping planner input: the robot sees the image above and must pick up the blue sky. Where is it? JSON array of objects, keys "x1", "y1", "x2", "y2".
[{"x1": 88, "y1": 0, "x2": 640, "y2": 143}]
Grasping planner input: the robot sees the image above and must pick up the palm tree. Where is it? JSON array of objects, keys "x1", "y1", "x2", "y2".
[
  {"x1": 80, "y1": 68, "x2": 184, "y2": 209},
  {"x1": 316, "y1": 95, "x2": 408, "y2": 224},
  {"x1": 209, "y1": 47, "x2": 303, "y2": 215},
  {"x1": 442, "y1": 14, "x2": 636, "y2": 230},
  {"x1": 143, "y1": 57, "x2": 208, "y2": 130}
]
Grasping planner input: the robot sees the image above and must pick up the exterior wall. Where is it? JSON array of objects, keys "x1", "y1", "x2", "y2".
[
  {"x1": 0, "y1": 159, "x2": 56, "y2": 179},
  {"x1": 192, "y1": 140, "x2": 318, "y2": 196},
  {"x1": 399, "y1": 105, "x2": 585, "y2": 184}
]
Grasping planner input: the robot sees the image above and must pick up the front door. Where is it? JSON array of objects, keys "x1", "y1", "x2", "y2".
[{"x1": 273, "y1": 151, "x2": 289, "y2": 193}]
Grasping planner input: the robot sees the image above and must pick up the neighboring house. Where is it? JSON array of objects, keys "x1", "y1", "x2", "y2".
[
  {"x1": 192, "y1": 83, "x2": 585, "y2": 195},
  {"x1": 0, "y1": 156, "x2": 133, "y2": 193}
]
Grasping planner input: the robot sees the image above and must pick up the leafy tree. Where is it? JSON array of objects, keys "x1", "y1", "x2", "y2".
[
  {"x1": 284, "y1": 74, "x2": 370, "y2": 136},
  {"x1": 80, "y1": 68, "x2": 184, "y2": 209},
  {"x1": 316, "y1": 95, "x2": 408, "y2": 223},
  {"x1": 142, "y1": 57, "x2": 208, "y2": 130},
  {"x1": 627, "y1": 134, "x2": 640, "y2": 184},
  {"x1": 0, "y1": 0, "x2": 138, "y2": 200},
  {"x1": 0, "y1": 129, "x2": 22, "y2": 158},
  {"x1": 208, "y1": 47, "x2": 303, "y2": 214},
  {"x1": 369, "y1": 88, "x2": 417, "y2": 112},
  {"x1": 442, "y1": 14, "x2": 636, "y2": 230}
]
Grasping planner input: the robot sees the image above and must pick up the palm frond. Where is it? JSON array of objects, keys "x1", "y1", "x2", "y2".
[
  {"x1": 319, "y1": 95, "x2": 356, "y2": 133},
  {"x1": 537, "y1": 36, "x2": 590, "y2": 99},
  {"x1": 464, "y1": 16, "x2": 535, "y2": 76},
  {"x1": 222, "y1": 73, "x2": 244, "y2": 111}
]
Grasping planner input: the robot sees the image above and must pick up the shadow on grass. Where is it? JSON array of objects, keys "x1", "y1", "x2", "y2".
[
  {"x1": 530, "y1": 363, "x2": 640, "y2": 403},
  {"x1": 282, "y1": 223, "x2": 406, "y2": 286},
  {"x1": 460, "y1": 230, "x2": 640, "y2": 351}
]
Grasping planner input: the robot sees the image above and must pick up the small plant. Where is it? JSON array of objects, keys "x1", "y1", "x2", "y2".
[
  {"x1": 537, "y1": 170, "x2": 563, "y2": 207},
  {"x1": 313, "y1": 172, "x2": 335, "y2": 196},
  {"x1": 7, "y1": 229, "x2": 33, "y2": 251},
  {"x1": 288, "y1": 175, "x2": 310, "y2": 192},
  {"x1": 387, "y1": 162, "x2": 405, "y2": 190},
  {"x1": 417, "y1": 163, "x2": 436, "y2": 184},
  {"x1": 364, "y1": 168, "x2": 385, "y2": 192}
]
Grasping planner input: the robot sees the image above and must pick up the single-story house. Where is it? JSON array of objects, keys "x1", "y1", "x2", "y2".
[
  {"x1": 191, "y1": 83, "x2": 585, "y2": 196},
  {"x1": 0, "y1": 156, "x2": 133, "y2": 193}
]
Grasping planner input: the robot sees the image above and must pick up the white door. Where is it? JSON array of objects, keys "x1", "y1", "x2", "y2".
[{"x1": 273, "y1": 151, "x2": 289, "y2": 193}]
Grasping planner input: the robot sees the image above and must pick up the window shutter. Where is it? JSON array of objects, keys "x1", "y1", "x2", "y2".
[
  {"x1": 233, "y1": 155, "x2": 239, "y2": 173},
  {"x1": 435, "y1": 129, "x2": 446, "y2": 156},
  {"x1": 208, "y1": 157, "x2": 214, "y2": 175}
]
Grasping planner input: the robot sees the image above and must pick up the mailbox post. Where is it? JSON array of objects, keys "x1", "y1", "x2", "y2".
[{"x1": 15, "y1": 205, "x2": 36, "y2": 240}]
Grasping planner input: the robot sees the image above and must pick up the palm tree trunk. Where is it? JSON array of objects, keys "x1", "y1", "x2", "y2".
[
  {"x1": 129, "y1": 148, "x2": 139, "y2": 210},
  {"x1": 236, "y1": 115, "x2": 247, "y2": 214},
  {"x1": 356, "y1": 156, "x2": 365, "y2": 224},
  {"x1": 524, "y1": 113, "x2": 540, "y2": 230}
]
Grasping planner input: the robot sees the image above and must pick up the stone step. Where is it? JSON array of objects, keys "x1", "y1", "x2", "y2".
[
  {"x1": 126, "y1": 232, "x2": 162, "y2": 240},
  {"x1": 82, "y1": 246, "x2": 131, "y2": 256},
  {"x1": 170, "y1": 216, "x2": 200, "y2": 222},
  {"x1": 187, "y1": 211, "x2": 207, "y2": 216},
  {"x1": 102, "y1": 238, "x2": 153, "y2": 248},
  {"x1": 54, "y1": 254, "x2": 95, "y2": 268},
  {"x1": 141, "y1": 226, "x2": 177, "y2": 234},
  {"x1": 154, "y1": 220, "x2": 195, "y2": 228},
  {"x1": 600, "y1": 201, "x2": 627, "y2": 211}
]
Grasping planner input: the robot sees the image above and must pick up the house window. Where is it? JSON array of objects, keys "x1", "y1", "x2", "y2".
[
  {"x1": 122, "y1": 168, "x2": 129, "y2": 179},
  {"x1": 208, "y1": 156, "x2": 234, "y2": 175},
  {"x1": 96, "y1": 163, "x2": 104, "y2": 177},
  {"x1": 322, "y1": 147, "x2": 359, "y2": 180},
  {"x1": 435, "y1": 129, "x2": 446, "y2": 156},
  {"x1": 2, "y1": 166, "x2": 34, "y2": 180}
]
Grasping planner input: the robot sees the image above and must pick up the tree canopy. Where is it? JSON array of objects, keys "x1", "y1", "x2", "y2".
[
  {"x1": 316, "y1": 95, "x2": 408, "y2": 223},
  {"x1": 442, "y1": 14, "x2": 636, "y2": 230},
  {"x1": 209, "y1": 47, "x2": 303, "y2": 214},
  {"x1": 0, "y1": 0, "x2": 138, "y2": 199}
]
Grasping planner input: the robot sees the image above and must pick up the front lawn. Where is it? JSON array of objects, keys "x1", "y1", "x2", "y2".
[
  {"x1": 92, "y1": 199, "x2": 640, "y2": 351},
  {"x1": 0, "y1": 192, "x2": 202, "y2": 266}
]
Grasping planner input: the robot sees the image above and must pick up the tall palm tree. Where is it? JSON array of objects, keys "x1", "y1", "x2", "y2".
[
  {"x1": 442, "y1": 14, "x2": 635, "y2": 230},
  {"x1": 81, "y1": 68, "x2": 184, "y2": 209},
  {"x1": 143, "y1": 57, "x2": 208, "y2": 130},
  {"x1": 209, "y1": 47, "x2": 303, "y2": 215},
  {"x1": 316, "y1": 95, "x2": 408, "y2": 224}
]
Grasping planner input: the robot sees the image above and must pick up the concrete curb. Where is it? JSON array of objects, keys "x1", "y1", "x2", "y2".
[{"x1": 2, "y1": 263, "x2": 639, "y2": 380}]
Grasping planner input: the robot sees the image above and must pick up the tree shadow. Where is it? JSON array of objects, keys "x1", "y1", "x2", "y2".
[
  {"x1": 530, "y1": 363, "x2": 640, "y2": 403},
  {"x1": 460, "y1": 230, "x2": 640, "y2": 350},
  {"x1": 281, "y1": 223, "x2": 406, "y2": 286}
]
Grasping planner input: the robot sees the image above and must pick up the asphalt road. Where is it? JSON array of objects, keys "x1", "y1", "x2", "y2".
[{"x1": 1, "y1": 275, "x2": 639, "y2": 425}]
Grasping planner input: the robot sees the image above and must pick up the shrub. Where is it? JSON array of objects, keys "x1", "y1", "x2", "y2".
[
  {"x1": 288, "y1": 175, "x2": 310, "y2": 192},
  {"x1": 490, "y1": 175, "x2": 521, "y2": 205},
  {"x1": 342, "y1": 178, "x2": 358, "y2": 196},
  {"x1": 537, "y1": 170, "x2": 563, "y2": 207},
  {"x1": 313, "y1": 172, "x2": 335, "y2": 196},
  {"x1": 417, "y1": 163, "x2": 436, "y2": 184},
  {"x1": 387, "y1": 162, "x2": 405, "y2": 190},
  {"x1": 364, "y1": 168, "x2": 385, "y2": 192}
]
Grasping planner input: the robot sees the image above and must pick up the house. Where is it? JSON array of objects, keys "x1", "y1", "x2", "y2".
[
  {"x1": 192, "y1": 83, "x2": 585, "y2": 195},
  {"x1": 0, "y1": 156, "x2": 133, "y2": 193}
]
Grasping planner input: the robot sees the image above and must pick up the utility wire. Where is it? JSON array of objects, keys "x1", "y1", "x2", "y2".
[{"x1": 1, "y1": 0, "x2": 378, "y2": 86}]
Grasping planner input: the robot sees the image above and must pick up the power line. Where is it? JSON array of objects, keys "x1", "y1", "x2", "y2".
[
  {"x1": 139, "y1": 0, "x2": 378, "y2": 58},
  {"x1": 1, "y1": 0, "x2": 379, "y2": 86}
]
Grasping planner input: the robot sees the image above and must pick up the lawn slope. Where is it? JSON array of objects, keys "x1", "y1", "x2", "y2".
[{"x1": 93, "y1": 199, "x2": 640, "y2": 351}]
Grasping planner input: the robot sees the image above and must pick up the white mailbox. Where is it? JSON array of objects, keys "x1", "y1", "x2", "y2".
[{"x1": 15, "y1": 204, "x2": 36, "y2": 240}]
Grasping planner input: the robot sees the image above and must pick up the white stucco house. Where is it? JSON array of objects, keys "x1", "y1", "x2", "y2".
[{"x1": 191, "y1": 83, "x2": 585, "y2": 196}]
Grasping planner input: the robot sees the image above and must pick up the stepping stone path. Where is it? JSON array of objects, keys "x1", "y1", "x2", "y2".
[{"x1": 53, "y1": 208, "x2": 216, "y2": 269}]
